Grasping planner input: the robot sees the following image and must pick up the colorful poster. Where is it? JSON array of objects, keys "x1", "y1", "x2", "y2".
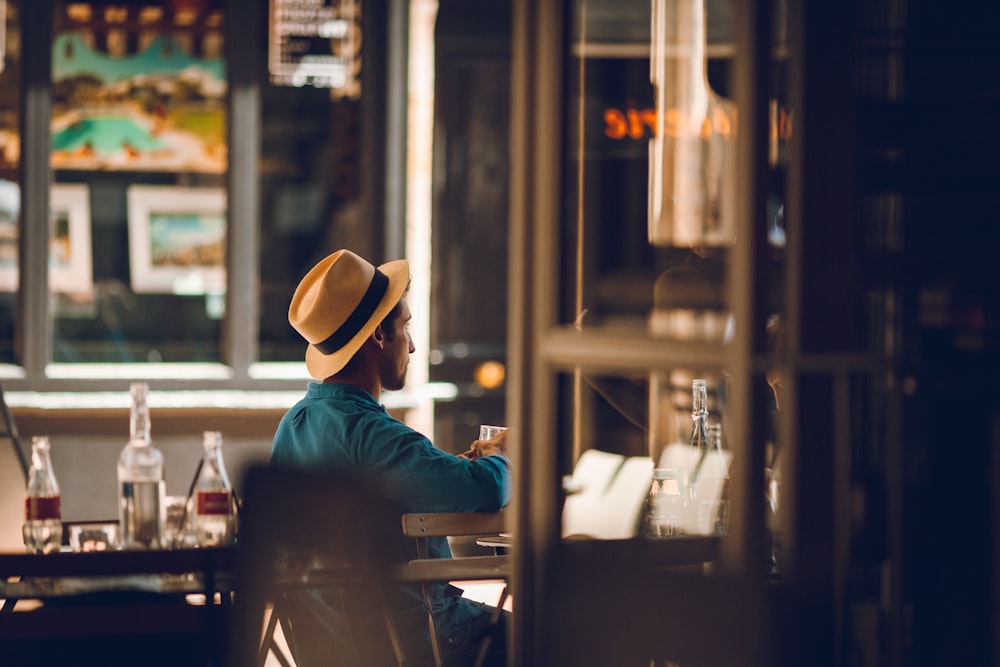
[{"x1": 51, "y1": 32, "x2": 227, "y2": 173}]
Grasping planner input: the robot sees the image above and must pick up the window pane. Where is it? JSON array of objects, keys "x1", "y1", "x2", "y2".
[
  {"x1": 561, "y1": 0, "x2": 741, "y2": 338},
  {"x1": 50, "y1": 1, "x2": 228, "y2": 363},
  {"x1": 257, "y1": 2, "x2": 369, "y2": 363},
  {"x1": 0, "y1": 0, "x2": 21, "y2": 365},
  {"x1": 556, "y1": 368, "x2": 749, "y2": 539}
]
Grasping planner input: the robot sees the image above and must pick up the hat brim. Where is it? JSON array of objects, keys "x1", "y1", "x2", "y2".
[{"x1": 303, "y1": 258, "x2": 410, "y2": 380}]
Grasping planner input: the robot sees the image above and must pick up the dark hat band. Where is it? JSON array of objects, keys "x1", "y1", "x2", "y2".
[{"x1": 313, "y1": 269, "x2": 390, "y2": 355}]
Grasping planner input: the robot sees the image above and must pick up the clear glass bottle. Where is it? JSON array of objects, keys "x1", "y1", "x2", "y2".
[
  {"x1": 193, "y1": 430, "x2": 235, "y2": 546},
  {"x1": 23, "y1": 436, "x2": 62, "y2": 554},
  {"x1": 645, "y1": 468, "x2": 684, "y2": 538},
  {"x1": 765, "y1": 445, "x2": 783, "y2": 573},
  {"x1": 708, "y1": 421, "x2": 724, "y2": 454},
  {"x1": 118, "y1": 382, "x2": 164, "y2": 549},
  {"x1": 708, "y1": 423, "x2": 730, "y2": 534},
  {"x1": 689, "y1": 378, "x2": 710, "y2": 453}
]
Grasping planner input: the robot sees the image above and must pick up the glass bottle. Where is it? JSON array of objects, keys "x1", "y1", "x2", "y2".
[
  {"x1": 193, "y1": 430, "x2": 236, "y2": 546},
  {"x1": 708, "y1": 423, "x2": 730, "y2": 534},
  {"x1": 689, "y1": 378, "x2": 710, "y2": 453},
  {"x1": 118, "y1": 382, "x2": 164, "y2": 549},
  {"x1": 23, "y1": 436, "x2": 62, "y2": 554},
  {"x1": 645, "y1": 468, "x2": 684, "y2": 538},
  {"x1": 708, "y1": 421, "x2": 723, "y2": 454},
  {"x1": 648, "y1": 0, "x2": 738, "y2": 247},
  {"x1": 685, "y1": 379, "x2": 711, "y2": 533},
  {"x1": 765, "y1": 445, "x2": 783, "y2": 573}
]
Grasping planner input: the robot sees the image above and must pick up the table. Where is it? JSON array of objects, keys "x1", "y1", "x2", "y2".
[{"x1": 0, "y1": 546, "x2": 236, "y2": 667}]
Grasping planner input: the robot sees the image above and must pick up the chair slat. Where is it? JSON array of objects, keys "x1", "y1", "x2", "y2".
[
  {"x1": 395, "y1": 555, "x2": 510, "y2": 584},
  {"x1": 400, "y1": 511, "x2": 506, "y2": 538}
]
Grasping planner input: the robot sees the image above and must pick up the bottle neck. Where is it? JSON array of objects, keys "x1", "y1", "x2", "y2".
[
  {"x1": 690, "y1": 413, "x2": 709, "y2": 448},
  {"x1": 129, "y1": 383, "x2": 151, "y2": 444},
  {"x1": 31, "y1": 446, "x2": 50, "y2": 471},
  {"x1": 203, "y1": 443, "x2": 222, "y2": 463},
  {"x1": 202, "y1": 431, "x2": 223, "y2": 462},
  {"x1": 130, "y1": 405, "x2": 151, "y2": 444},
  {"x1": 691, "y1": 380, "x2": 709, "y2": 447},
  {"x1": 30, "y1": 437, "x2": 53, "y2": 472},
  {"x1": 28, "y1": 438, "x2": 59, "y2": 495}
]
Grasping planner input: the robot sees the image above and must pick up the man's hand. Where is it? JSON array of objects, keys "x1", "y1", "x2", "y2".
[{"x1": 458, "y1": 429, "x2": 508, "y2": 460}]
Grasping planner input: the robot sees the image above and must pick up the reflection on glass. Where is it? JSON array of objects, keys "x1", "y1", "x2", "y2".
[
  {"x1": 648, "y1": 368, "x2": 727, "y2": 458},
  {"x1": 257, "y1": 81, "x2": 369, "y2": 363},
  {"x1": 648, "y1": 254, "x2": 728, "y2": 342},
  {"x1": 563, "y1": 369, "x2": 734, "y2": 539},
  {"x1": 562, "y1": 1, "x2": 738, "y2": 333},
  {"x1": 0, "y1": 0, "x2": 19, "y2": 364},
  {"x1": 648, "y1": 0, "x2": 737, "y2": 248}
]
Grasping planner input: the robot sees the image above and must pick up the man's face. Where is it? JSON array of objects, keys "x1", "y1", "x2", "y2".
[{"x1": 379, "y1": 299, "x2": 414, "y2": 391}]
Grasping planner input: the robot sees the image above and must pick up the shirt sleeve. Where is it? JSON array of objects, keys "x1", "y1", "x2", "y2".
[{"x1": 362, "y1": 419, "x2": 512, "y2": 513}]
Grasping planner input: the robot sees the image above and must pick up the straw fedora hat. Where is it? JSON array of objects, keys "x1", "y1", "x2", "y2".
[{"x1": 289, "y1": 250, "x2": 410, "y2": 380}]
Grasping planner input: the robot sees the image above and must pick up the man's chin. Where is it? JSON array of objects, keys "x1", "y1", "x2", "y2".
[{"x1": 384, "y1": 378, "x2": 407, "y2": 392}]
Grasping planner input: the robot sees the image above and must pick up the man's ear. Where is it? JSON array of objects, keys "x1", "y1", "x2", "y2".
[{"x1": 371, "y1": 324, "x2": 386, "y2": 347}]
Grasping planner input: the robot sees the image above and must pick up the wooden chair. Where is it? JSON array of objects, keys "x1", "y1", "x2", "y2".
[
  {"x1": 563, "y1": 455, "x2": 655, "y2": 540},
  {"x1": 399, "y1": 511, "x2": 510, "y2": 667},
  {"x1": 234, "y1": 467, "x2": 511, "y2": 667},
  {"x1": 230, "y1": 465, "x2": 407, "y2": 667},
  {"x1": 562, "y1": 448, "x2": 624, "y2": 498}
]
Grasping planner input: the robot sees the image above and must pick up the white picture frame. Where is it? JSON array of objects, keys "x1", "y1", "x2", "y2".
[
  {"x1": 127, "y1": 185, "x2": 227, "y2": 294},
  {"x1": 0, "y1": 182, "x2": 93, "y2": 294},
  {"x1": 50, "y1": 184, "x2": 94, "y2": 294}
]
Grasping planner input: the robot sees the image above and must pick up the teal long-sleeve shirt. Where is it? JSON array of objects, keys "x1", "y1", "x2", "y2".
[
  {"x1": 272, "y1": 382, "x2": 510, "y2": 513},
  {"x1": 270, "y1": 382, "x2": 511, "y2": 652}
]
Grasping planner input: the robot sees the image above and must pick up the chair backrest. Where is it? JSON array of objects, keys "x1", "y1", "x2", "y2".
[
  {"x1": 230, "y1": 465, "x2": 403, "y2": 667},
  {"x1": 399, "y1": 510, "x2": 510, "y2": 667},
  {"x1": 680, "y1": 449, "x2": 732, "y2": 535},
  {"x1": 565, "y1": 448, "x2": 624, "y2": 497},
  {"x1": 563, "y1": 456, "x2": 654, "y2": 540},
  {"x1": 658, "y1": 442, "x2": 702, "y2": 472}
]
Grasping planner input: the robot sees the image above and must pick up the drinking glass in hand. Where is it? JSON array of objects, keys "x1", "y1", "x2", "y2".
[{"x1": 479, "y1": 425, "x2": 507, "y2": 441}]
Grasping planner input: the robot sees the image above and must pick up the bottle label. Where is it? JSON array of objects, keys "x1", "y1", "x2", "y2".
[
  {"x1": 25, "y1": 496, "x2": 61, "y2": 521},
  {"x1": 197, "y1": 491, "x2": 231, "y2": 516}
]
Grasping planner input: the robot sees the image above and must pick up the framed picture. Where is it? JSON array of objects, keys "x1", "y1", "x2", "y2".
[
  {"x1": 50, "y1": 32, "x2": 227, "y2": 173},
  {"x1": 127, "y1": 185, "x2": 227, "y2": 294},
  {"x1": 0, "y1": 181, "x2": 93, "y2": 294},
  {"x1": 0, "y1": 178, "x2": 17, "y2": 292},
  {"x1": 50, "y1": 184, "x2": 94, "y2": 294}
]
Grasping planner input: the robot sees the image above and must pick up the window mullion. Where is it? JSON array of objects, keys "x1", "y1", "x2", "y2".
[
  {"x1": 17, "y1": 0, "x2": 54, "y2": 378},
  {"x1": 222, "y1": 0, "x2": 262, "y2": 383}
]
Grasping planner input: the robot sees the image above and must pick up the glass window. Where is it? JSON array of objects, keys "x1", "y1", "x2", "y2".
[
  {"x1": 257, "y1": 91, "x2": 368, "y2": 363},
  {"x1": 50, "y1": 0, "x2": 228, "y2": 364},
  {"x1": 0, "y1": 0, "x2": 389, "y2": 399},
  {"x1": 548, "y1": 0, "x2": 795, "y2": 548},
  {"x1": 558, "y1": 0, "x2": 742, "y2": 464},
  {"x1": 0, "y1": 0, "x2": 21, "y2": 365},
  {"x1": 258, "y1": 0, "x2": 369, "y2": 364},
  {"x1": 561, "y1": 0, "x2": 743, "y2": 334}
]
